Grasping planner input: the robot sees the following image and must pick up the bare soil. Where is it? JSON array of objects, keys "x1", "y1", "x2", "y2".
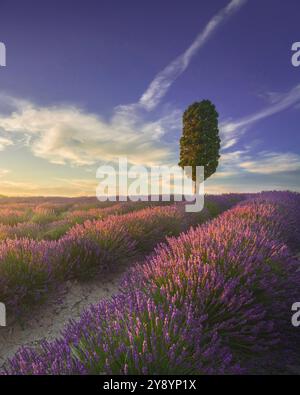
[{"x1": 0, "y1": 269, "x2": 125, "y2": 368}]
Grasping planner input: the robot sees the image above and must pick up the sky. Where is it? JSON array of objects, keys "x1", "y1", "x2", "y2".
[{"x1": 0, "y1": 0, "x2": 299, "y2": 196}]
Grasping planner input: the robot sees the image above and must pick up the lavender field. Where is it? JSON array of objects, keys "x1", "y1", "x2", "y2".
[{"x1": 0, "y1": 191, "x2": 299, "y2": 374}]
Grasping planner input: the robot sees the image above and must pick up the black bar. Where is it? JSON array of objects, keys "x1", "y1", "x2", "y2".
[{"x1": 0, "y1": 375, "x2": 296, "y2": 392}]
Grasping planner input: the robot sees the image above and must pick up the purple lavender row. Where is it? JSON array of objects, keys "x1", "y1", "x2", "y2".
[
  {"x1": 0, "y1": 195, "x2": 242, "y2": 318},
  {"x1": 3, "y1": 191, "x2": 299, "y2": 374}
]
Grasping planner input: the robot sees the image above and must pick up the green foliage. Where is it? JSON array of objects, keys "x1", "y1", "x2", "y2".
[
  {"x1": 31, "y1": 212, "x2": 58, "y2": 225},
  {"x1": 179, "y1": 100, "x2": 220, "y2": 181},
  {"x1": 41, "y1": 223, "x2": 72, "y2": 240}
]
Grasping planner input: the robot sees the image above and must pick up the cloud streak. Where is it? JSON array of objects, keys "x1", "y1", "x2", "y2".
[
  {"x1": 213, "y1": 149, "x2": 300, "y2": 180},
  {"x1": 139, "y1": 0, "x2": 247, "y2": 110},
  {"x1": 221, "y1": 83, "x2": 300, "y2": 149},
  {"x1": 239, "y1": 151, "x2": 300, "y2": 174},
  {"x1": 2, "y1": 0, "x2": 299, "y2": 196},
  {"x1": 0, "y1": 0, "x2": 248, "y2": 171}
]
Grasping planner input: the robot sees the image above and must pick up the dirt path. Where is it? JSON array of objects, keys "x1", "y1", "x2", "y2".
[
  {"x1": 1, "y1": 253, "x2": 299, "y2": 373},
  {"x1": 0, "y1": 269, "x2": 125, "y2": 368}
]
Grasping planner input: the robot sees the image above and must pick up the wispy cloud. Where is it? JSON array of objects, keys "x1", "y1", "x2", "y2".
[
  {"x1": 3, "y1": 0, "x2": 298, "y2": 196},
  {"x1": 212, "y1": 149, "x2": 300, "y2": 181},
  {"x1": 0, "y1": 0, "x2": 247, "y2": 171},
  {"x1": 207, "y1": 150, "x2": 300, "y2": 194},
  {"x1": 0, "y1": 136, "x2": 13, "y2": 151},
  {"x1": 0, "y1": 97, "x2": 180, "y2": 167},
  {"x1": 138, "y1": 0, "x2": 247, "y2": 111},
  {"x1": 0, "y1": 168, "x2": 10, "y2": 177},
  {"x1": 221, "y1": 84, "x2": 300, "y2": 149},
  {"x1": 239, "y1": 151, "x2": 300, "y2": 174},
  {"x1": 211, "y1": 149, "x2": 247, "y2": 179}
]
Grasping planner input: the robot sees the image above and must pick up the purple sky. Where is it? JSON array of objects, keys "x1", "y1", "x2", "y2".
[{"x1": 0, "y1": 0, "x2": 299, "y2": 195}]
